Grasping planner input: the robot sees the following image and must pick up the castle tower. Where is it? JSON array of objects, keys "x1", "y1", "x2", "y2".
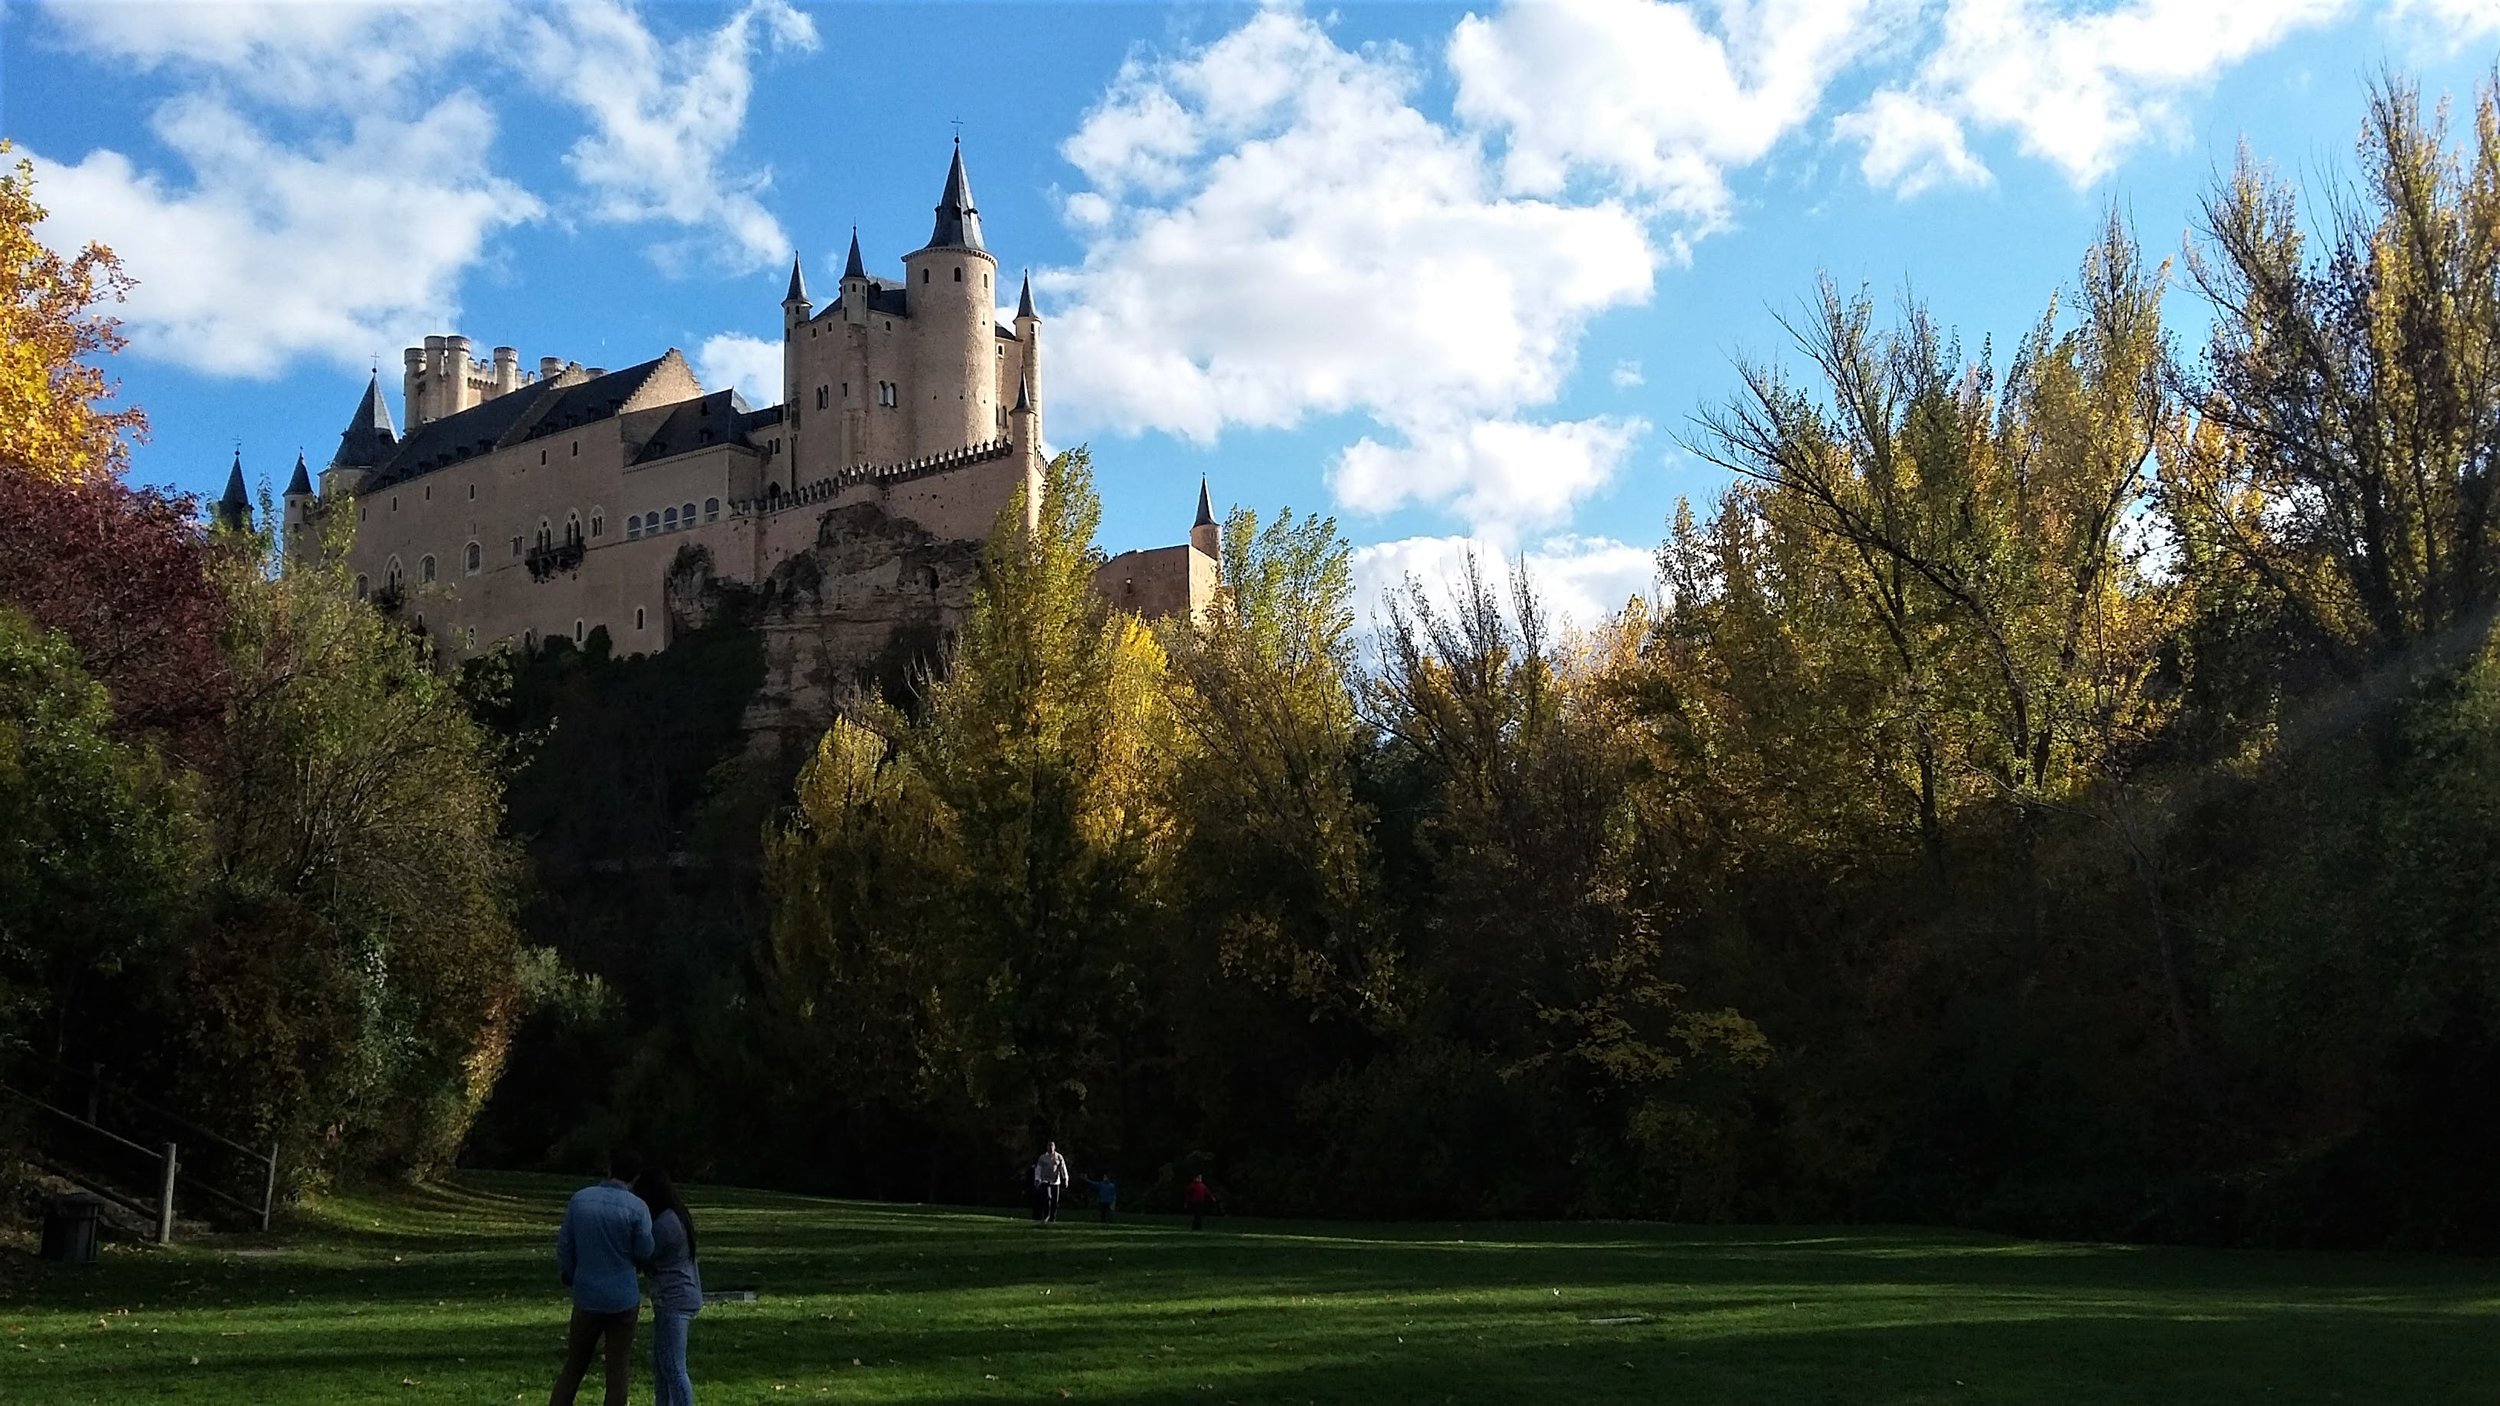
[
  {"x1": 1014, "y1": 270, "x2": 1042, "y2": 444},
  {"x1": 283, "y1": 451, "x2": 316, "y2": 563},
  {"x1": 781, "y1": 252, "x2": 811, "y2": 478},
  {"x1": 325, "y1": 372, "x2": 398, "y2": 499},
  {"x1": 899, "y1": 141, "x2": 999, "y2": 457},
  {"x1": 1191, "y1": 477, "x2": 1219, "y2": 559},
  {"x1": 216, "y1": 451, "x2": 251, "y2": 533}
]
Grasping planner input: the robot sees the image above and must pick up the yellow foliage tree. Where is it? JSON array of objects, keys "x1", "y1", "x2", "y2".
[{"x1": 0, "y1": 142, "x2": 145, "y2": 480}]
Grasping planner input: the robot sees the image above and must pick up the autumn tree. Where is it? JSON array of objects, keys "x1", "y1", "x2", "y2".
[{"x1": 0, "y1": 143, "x2": 145, "y2": 481}]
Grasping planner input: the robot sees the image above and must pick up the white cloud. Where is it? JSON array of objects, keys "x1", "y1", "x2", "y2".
[
  {"x1": 1044, "y1": 6, "x2": 1657, "y2": 533},
  {"x1": 691, "y1": 332, "x2": 782, "y2": 405},
  {"x1": 2392, "y1": 0, "x2": 2500, "y2": 43},
  {"x1": 30, "y1": 93, "x2": 540, "y2": 375},
  {"x1": 1610, "y1": 359, "x2": 1645, "y2": 389},
  {"x1": 1836, "y1": 89, "x2": 1991, "y2": 197},
  {"x1": 1846, "y1": 0, "x2": 2348, "y2": 192},
  {"x1": 517, "y1": 0, "x2": 819, "y2": 275},
  {"x1": 36, "y1": 1, "x2": 486, "y2": 110},
  {"x1": 1449, "y1": 0, "x2": 1885, "y2": 226},
  {"x1": 1351, "y1": 531, "x2": 1657, "y2": 634},
  {"x1": 1331, "y1": 416, "x2": 1648, "y2": 539}
]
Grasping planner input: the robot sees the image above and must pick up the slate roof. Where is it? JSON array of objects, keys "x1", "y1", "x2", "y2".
[
  {"x1": 219, "y1": 452, "x2": 250, "y2": 528},
  {"x1": 365, "y1": 355, "x2": 674, "y2": 487},
  {"x1": 1016, "y1": 271, "x2": 1036, "y2": 320},
  {"x1": 830, "y1": 277, "x2": 910, "y2": 320},
  {"x1": 785, "y1": 255, "x2": 808, "y2": 305},
  {"x1": 630, "y1": 388, "x2": 745, "y2": 466},
  {"x1": 1195, "y1": 476, "x2": 1216, "y2": 528},
  {"x1": 843, "y1": 229, "x2": 867, "y2": 280},
  {"x1": 331, "y1": 373, "x2": 399, "y2": 469},
  {"x1": 285, "y1": 452, "x2": 312, "y2": 497},
  {"x1": 924, "y1": 142, "x2": 985, "y2": 252}
]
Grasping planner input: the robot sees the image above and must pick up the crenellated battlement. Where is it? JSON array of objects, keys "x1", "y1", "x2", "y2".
[{"x1": 733, "y1": 437, "x2": 1015, "y2": 517}]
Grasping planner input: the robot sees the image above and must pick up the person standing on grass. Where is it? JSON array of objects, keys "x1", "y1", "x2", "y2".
[
  {"x1": 1033, "y1": 1141, "x2": 1070, "y2": 1223},
  {"x1": 1089, "y1": 1171, "x2": 1118, "y2": 1223},
  {"x1": 1185, "y1": 1174, "x2": 1215, "y2": 1230},
  {"x1": 550, "y1": 1148, "x2": 655, "y2": 1406},
  {"x1": 637, "y1": 1166, "x2": 704, "y2": 1406}
]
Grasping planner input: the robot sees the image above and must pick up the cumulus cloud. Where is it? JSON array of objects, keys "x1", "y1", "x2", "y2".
[
  {"x1": 1449, "y1": 0, "x2": 1884, "y2": 227},
  {"x1": 1044, "y1": 6, "x2": 1658, "y2": 533},
  {"x1": 31, "y1": 93, "x2": 540, "y2": 375},
  {"x1": 517, "y1": 0, "x2": 819, "y2": 275},
  {"x1": 36, "y1": 0, "x2": 485, "y2": 110},
  {"x1": 1610, "y1": 359, "x2": 1645, "y2": 389},
  {"x1": 1331, "y1": 416, "x2": 1649, "y2": 538},
  {"x1": 1844, "y1": 0, "x2": 2348, "y2": 192},
  {"x1": 1350, "y1": 532, "x2": 1658, "y2": 634},
  {"x1": 2392, "y1": 0, "x2": 2500, "y2": 43},
  {"x1": 691, "y1": 332, "x2": 783, "y2": 405}
]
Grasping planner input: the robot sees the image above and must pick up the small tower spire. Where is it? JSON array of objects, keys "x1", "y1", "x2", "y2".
[
  {"x1": 218, "y1": 450, "x2": 251, "y2": 531},
  {"x1": 1016, "y1": 270, "x2": 1037, "y2": 320},
  {"x1": 285, "y1": 451, "x2": 312, "y2": 498},
  {"x1": 784, "y1": 253, "x2": 808, "y2": 306},
  {"x1": 332, "y1": 373, "x2": 399, "y2": 469},
  {"x1": 924, "y1": 140, "x2": 985, "y2": 251},
  {"x1": 1012, "y1": 370, "x2": 1032, "y2": 414},
  {"x1": 843, "y1": 227, "x2": 866, "y2": 281},
  {"x1": 1191, "y1": 476, "x2": 1219, "y2": 559}
]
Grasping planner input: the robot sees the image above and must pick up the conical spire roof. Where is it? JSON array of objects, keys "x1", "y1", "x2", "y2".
[
  {"x1": 1194, "y1": 476, "x2": 1215, "y2": 528},
  {"x1": 1016, "y1": 270, "x2": 1037, "y2": 320},
  {"x1": 924, "y1": 140, "x2": 985, "y2": 252},
  {"x1": 285, "y1": 451, "x2": 312, "y2": 497},
  {"x1": 785, "y1": 254, "x2": 808, "y2": 304},
  {"x1": 218, "y1": 451, "x2": 250, "y2": 529},
  {"x1": 332, "y1": 373, "x2": 399, "y2": 468},
  {"x1": 1012, "y1": 370, "x2": 1031, "y2": 414},
  {"x1": 843, "y1": 228, "x2": 866, "y2": 280}
]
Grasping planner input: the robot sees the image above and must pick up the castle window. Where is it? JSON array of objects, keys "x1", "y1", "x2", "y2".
[
  {"x1": 663, "y1": 506, "x2": 678, "y2": 531},
  {"x1": 574, "y1": 619, "x2": 585, "y2": 643},
  {"x1": 540, "y1": 449, "x2": 547, "y2": 465},
  {"x1": 953, "y1": 266, "x2": 961, "y2": 282},
  {"x1": 984, "y1": 272, "x2": 990, "y2": 289},
  {"x1": 391, "y1": 495, "x2": 399, "y2": 512},
  {"x1": 355, "y1": 574, "x2": 368, "y2": 599},
  {"x1": 463, "y1": 626, "x2": 476, "y2": 649},
  {"x1": 590, "y1": 509, "x2": 605, "y2": 539},
  {"x1": 469, "y1": 484, "x2": 477, "y2": 500},
  {"x1": 681, "y1": 501, "x2": 696, "y2": 525},
  {"x1": 511, "y1": 535, "x2": 523, "y2": 557},
  {"x1": 635, "y1": 607, "x2": 646, "y2": 631},
  {"x1": 921, "y1": 565, "x2": 940, "y2": 593},
  {"x1": 465, "y1": 541, "x2": 481, "y2": 575},
  {"x1": 524, "y1": 629, "x2": 534, "y2": 651},
  {"x1": 571, "y1": 440, "x2": 579, "y2": 457},
  {"x1": 704, "y1": 497, "x2": 720, "y2": 522},
  {"x1": 922, "y1": 269, "x2": 929, "y2": 284},
  {"x1": 537, "y1": 517, "x2": 553, "y2": 549},
  {"x1": 565, "y1": 510, "x2": 582, "y2": 545},
  {"x1": 816, "y1": 386, "x2": 828, "y2": 410},
  {"x1": 627, "y1": 514, "x2": 642, "y2": 539},
  {"x1": 420, "y1": 554, "x2": 437, "y2": 584},
  {"x1": 841, "y1": 382, "x2": 849, "y2": 398},
  {"x1": 385, "y1": 556, "x2": 404, "y2": 590},
  {"x1": 423, "y1": 485, "x2": 431, "y2": 501}
]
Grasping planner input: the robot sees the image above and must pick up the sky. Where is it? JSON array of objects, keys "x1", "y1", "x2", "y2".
[{"x1": 9, "y1": 0, "x2": 2500, "y2": 625}]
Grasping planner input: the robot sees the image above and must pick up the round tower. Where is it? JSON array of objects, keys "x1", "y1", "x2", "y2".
[
  {"x1": 1014, "y1": 270, "x2": 1042, "y2": 446},
  {"x1": 1190, "y1": 477, "x2": 1219, "y2": 559},
  {"x1": 781, "y1": 252, "x2": 811, "y2": 460},
  {"x1": 900, "y1": 140, "x2": 999, "y2": 457}
]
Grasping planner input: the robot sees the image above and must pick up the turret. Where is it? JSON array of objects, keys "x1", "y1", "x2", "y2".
[
  {"x1": 1014, "y1": 270, "x2": 1042, "y2": 436},
  {"x1": 900, "y1": 141, "x2": 1000, "y2": 457},
  {"x1": 216, "y1": 451, "x2": 251, "y2": 533},
  {"x1": 1191, "y1": 477, "x2": 1219, "y2": 559},
  {"x1": 325, "y1": 372, "x2": 398, "y2": 499},
  {"x1": 839, "y1": 227, "x2": 869, "y2": 328},
  {"x1": 492, "y1": 345, "x2": 521, "y2": 396},
  {"x1": 283, "y1": 451, "x2": 316, "y2": 564},
  {"x1": 782, "y1": 253, "x2": 811, "y2": 441}
]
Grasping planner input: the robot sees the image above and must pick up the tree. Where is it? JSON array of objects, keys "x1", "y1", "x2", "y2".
[{"x1": 0, "y1": 143, "x2": 145, "y2": 481}]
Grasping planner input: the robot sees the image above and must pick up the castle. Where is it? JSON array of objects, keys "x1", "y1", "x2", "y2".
[{"x1": 238, "y1": 144, "x2": 1217, "y2": 707}]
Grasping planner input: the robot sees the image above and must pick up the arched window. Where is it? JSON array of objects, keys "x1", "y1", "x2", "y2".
[
  {"x1": 385, "y1": 556, "x2": 404, "y2": 590},
  {"x1": 355, "y1": 574, "x2": 369, "y2": 599},
  {"x1": 590, "y1": 508, "x2": 605, "y2": 539},
  {"x1": 523, "y1": 629, "x2": 534, "y2": 651},
  {"x1": 953, "y1": 266, "x2": 962, "y2": 282},
  {"x1": 920, "y1": 565, "x2": 940, "y2": 594},
  {"x1": 704, "y1": 497, "x2": 720, "y2": 522},
  {"x1": 573, "y1": 619, "x2": 585, "y2": 643},
  {"x1": 627, "y1": 514, "x2": 642, "y2": 540},
  {"x1": 565, "y1": 510, "x2": 582, "y2": 545},
  {"x1": 662, "y1": 506, "x2": 678, "y2": 531},
  {"x1": 465, "y1": 541, "x2": 481, "y2": 575},
  {"x1": 419, "y1": 554, "x2": 437, "y2": 584},
  {"x1": 536, "y1": 517, "x2": 552, "y2": 549},
  {"x1": 635, "y1": 606, "x2": 646, "y2": 631},
  {"x1": 680, "y1": 502, "x2": 696, "y2": 525}
]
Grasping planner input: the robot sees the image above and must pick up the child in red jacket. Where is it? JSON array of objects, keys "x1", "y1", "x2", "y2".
[{"x1": 1184, "y1": 1174, "x2": 1216, "y2": 1230}]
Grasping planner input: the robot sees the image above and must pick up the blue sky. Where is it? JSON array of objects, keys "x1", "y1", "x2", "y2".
[{"x1": 11, "y1": 0, "x2": 2500, "y2": 623}]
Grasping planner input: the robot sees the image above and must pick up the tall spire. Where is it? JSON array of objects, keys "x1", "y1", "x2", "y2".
[
  {"x1": 784, "y1": 253, "x2": 808, "y2": 305},
  {"x1": 1194, "y1": 476, "x2": 1216, "y2": 529},
  {"x1": 1012, "y1": 370, "x2": 1032, "y2": 414},
  {"x1": 332, "y1": 373, "x2": 399, "y2": 469},
  {"x1": 843, "y1": 227, "x2": 866, "y2": 280},
  {"x1": 923, "y1": 139, "x2": 985, "y2": 252},
  {"x1": 1016, "y1": 270, "x2": 1037, "y2": 320},
  {"x1": 218, "y1": 451, "x2": 250, "y2": 530},
  {"x1": 285, "y1": 451, "x2": 312, "y2": 498}
]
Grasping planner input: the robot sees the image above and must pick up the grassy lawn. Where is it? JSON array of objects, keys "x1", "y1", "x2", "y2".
[{"x1": 4, "y1": 1173, "x2": 2497, "y2": 1404}]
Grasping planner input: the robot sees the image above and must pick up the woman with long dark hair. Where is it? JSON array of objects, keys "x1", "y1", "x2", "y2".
[{"x1": 635, "y1": 1167, "x2": 703, "y2": 1406}]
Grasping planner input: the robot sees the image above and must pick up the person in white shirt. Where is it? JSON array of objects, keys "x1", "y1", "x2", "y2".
[{"x1": 1033, "y1": 1142, "x2": 1070, "y2": 1223}]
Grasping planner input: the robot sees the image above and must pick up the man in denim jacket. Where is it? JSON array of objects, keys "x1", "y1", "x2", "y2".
[{"x1": 548, "y1": 1149, "x2": 656, "y2": 1406}]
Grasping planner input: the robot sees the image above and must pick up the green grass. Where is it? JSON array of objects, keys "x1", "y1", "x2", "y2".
[{"x1": 5, "y1": 1173, "x2": 2497, "y2": 1404}]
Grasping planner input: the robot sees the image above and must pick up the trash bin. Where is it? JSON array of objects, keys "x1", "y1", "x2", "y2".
[{"x1": 39, "y1": 1193, "x2": 100, "y2": 1265}]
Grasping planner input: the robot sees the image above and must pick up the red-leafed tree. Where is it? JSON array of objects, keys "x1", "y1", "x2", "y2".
[{"x1": 0, "y1": 466, "x2": 230, "y2": 762}]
